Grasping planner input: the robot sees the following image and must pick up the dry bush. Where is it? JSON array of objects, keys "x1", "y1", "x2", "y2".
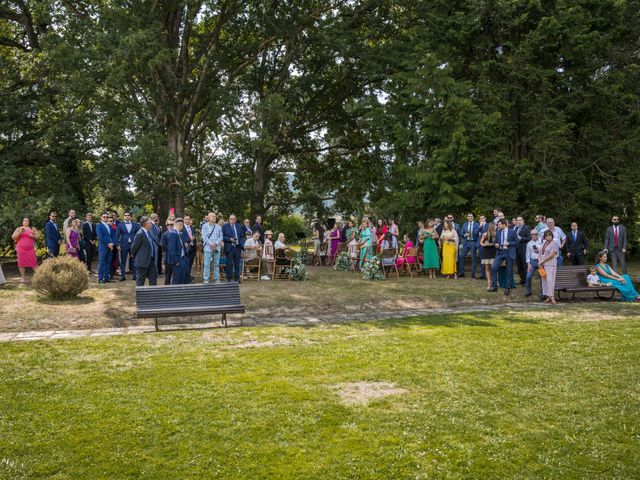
[{"x1": 32, "y1": 256, "x2": 89, "y2": 300}]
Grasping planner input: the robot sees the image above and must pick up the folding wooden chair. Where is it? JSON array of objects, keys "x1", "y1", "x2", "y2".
[
  {"x1": 274, "y1": 248, "x2": 293, "y2": 280},
  {"x1": 403, "y1": 247, "x2": 421, "y2": 277},
  {"x1": 380, "y1": 248, "x2": 400, "y2": 278},
  {"x1": 241, "y1": 251, "x2": 261, "y2": 280}
]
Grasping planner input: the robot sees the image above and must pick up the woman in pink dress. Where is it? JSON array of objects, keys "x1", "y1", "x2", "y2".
[
  {"x1": 329, "y1": 225, "x2": 341, "y2": 263},
  {"x1": 396, "y1": 234, "x2": 417, "y2": 268},
  {"x1": 65, "y1": 218, "x2": 81, "y2": 258},
  {"x1": 12, "y1": 217, "x2": 40, "y2": 283}
]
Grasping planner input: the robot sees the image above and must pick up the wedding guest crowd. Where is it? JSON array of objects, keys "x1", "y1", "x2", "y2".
[{"x1": 5, "y1": 207, "x2": 636, "y2": 304}]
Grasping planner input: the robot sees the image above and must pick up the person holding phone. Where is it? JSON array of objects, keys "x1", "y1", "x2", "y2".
[{"x1": 524, "y1": 230, "x2": 542, "y2": 297}]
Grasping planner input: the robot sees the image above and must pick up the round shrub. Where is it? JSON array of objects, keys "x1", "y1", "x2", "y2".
[{"x1": 32, "y1": 256, "x2": 89, "y2": 300}]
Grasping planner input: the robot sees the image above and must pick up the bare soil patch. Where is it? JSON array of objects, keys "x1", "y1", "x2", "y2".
[{"x1": 333, "y1": 381, "x2": 408, "y2": 406}]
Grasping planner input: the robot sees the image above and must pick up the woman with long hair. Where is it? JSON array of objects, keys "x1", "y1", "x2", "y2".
[
  {"x1": 421, "y1": 219, "x2": 440, "y2": 278},
  {"x1": 358, "y1": 218, "x2": 373, "y2": 269},
  {"x1": 439, "y1": 221, "x2": 459, "y2": 279},
  {"x1": 480, "y1": 222, "x2": 496, "y2": 290},
  {"x1": 595, "y1": 250, "x2": 640, "y2": 302},
  {"x1": 12, "y1": 217, "x2": 40, "y2": 283}
]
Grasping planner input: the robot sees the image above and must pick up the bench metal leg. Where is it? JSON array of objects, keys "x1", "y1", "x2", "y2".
[
  {"x1": 222, "y1": 313, "x2": 227, "y2": 327},
  {"x1": 155, "y1": 317, "x2": 159, "y2": 331},
  {"x1": 596, "y1": 290, "x2": 615, "y2": 300}
]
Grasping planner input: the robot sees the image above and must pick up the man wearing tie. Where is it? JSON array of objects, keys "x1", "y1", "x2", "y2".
[
  {"x1": 149, "y1": 213, "x2": 163, "y2": 275},
  {"x1": 513, "y1": 216, "x2": 531, "y2": 285},
  {"x1": 165, "y1": 218, "x2": 189, "y2": 285},
  {"x1": 457, "y1": 213, "x2": 480, "y2": 278},
  {"x1": 566, "y1": 221, "x2": 588, "y2": 266},
  {"x1": 116, "y1": 211, "x2": 140, "y2": 281},
  {"x1": 488, "y1": 218, "x2": 518, "y2": 295},
  {"x1": 96, "y1": 212, "x2": 115, "y2": 284},
  {"x1": 222, "y1": 214, "x2": 245, "y2": 282},
  {"x1": 44, "y1": 211, "x2": 62, "y2": 258},
  {"x1": 82, "y1": 213, "x2": 97, "y2": 273},
  {"x1": 604, "y1": 215, "x2": 627, "y2": 274},
  {"x1": 131, "y1": 216, "x2": 158, "y2": 286},
  {"x1": 182, "y1": 215, "x2": 197, "y2": 282}
]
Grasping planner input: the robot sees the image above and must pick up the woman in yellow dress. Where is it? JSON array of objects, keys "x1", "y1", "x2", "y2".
[{"x1": 439, "y1": 221, "x2": 459, "y2": 278}]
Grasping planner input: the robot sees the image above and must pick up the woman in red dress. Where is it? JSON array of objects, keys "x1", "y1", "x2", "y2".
[{"x1": 12, "y1": 217, "x2": 40, "y2": 283}]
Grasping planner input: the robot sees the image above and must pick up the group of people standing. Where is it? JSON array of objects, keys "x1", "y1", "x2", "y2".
[{"x1": 313, "y1": 211, "x2": 637, "y2": 303}]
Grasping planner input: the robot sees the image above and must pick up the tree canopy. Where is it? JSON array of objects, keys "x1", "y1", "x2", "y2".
[{"x1": 1, "y1": 0, "x2": 639, "y2": 249}]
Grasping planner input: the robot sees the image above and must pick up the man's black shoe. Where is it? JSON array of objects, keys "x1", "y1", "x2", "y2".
[
  {"x1": 487, "y1": 287, "x2": 498, "y2": 292},
  {"x1": 524, "y1": 292, "x2": 532, "y2": 297},
  {"x1": 504, "y1": 289, "x2": 511, "y2": 296}
]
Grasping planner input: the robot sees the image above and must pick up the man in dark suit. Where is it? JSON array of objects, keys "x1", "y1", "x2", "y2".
[
  {"x1": 434, "y1": 218, "x2": 444, "y2": 238},
  {"x1": 149, "y1": 213, "x2": 163, "y2": 275},
  {"x1": 44, "y1": 211, "x2": 62, "y2": 258},
  {"x1": 182, "y1": 215, "x2": 197, "y2": 283},
  {"x1": 477, "y1": 215, "x2": 488, "y2": 279},
  {"x1": 457, "y1": 213, "x2": 480, "y2": 278},
  {"x1": 446, "y1": 214, "x2": 461, "y2": 236},
  {"x1": 81, "y1": 213, "x2": 97, "y2": 273},
  {"x1": 116, "y1": 211, "x2": 140, "y2": 281},
  {"x1": 566, "y1": 221, "x2": 588, "y2": 266},
  {"x1": 604, "y1": 215, "x2": 627, "y2": 273},
  {"x1": 160, "y1": 219, "x2": 176, "y2": 285},
  {"x1": 514, "y1": 216, "x2": 532, "y2": 285},
  {"x1": 489, "y1": 218, "x2": 518, "y2": 295},
  {"x1": 165, "y1": 218, "x2": 189, "y2": 285},
  {"x1": 96, "y1": 212, "x2": 115, "y2": 284},
  {"x1": 131, "y1": 216, "x2": 158, "y2": 286},
  {"x1": 252, "y1": 215, "x2": 265, "y2": 243},
  {"x1": 222, "y1": 214, "x2": 245, "y2": 282}
]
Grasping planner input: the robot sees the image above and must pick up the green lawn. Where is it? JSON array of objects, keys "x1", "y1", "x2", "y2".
[{"x1": 1, "y1": 306, "x2": 640, "y2": 479}]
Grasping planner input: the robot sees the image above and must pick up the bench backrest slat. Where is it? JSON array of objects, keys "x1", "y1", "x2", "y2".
[{"x1": 136, "y1": 283, "x2": 243, "y2": 310}]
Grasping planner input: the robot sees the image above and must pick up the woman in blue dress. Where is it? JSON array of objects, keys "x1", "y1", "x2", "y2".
[
  {"x1": 358, "y1": 218, "x2": 373, "y2": 269},
  {"x1": 595, "y1": 250, "x2": 640, "y2": 302}
]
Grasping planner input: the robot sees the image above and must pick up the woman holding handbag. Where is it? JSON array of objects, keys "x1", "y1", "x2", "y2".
[{"x1": 538, "y1": 230, "x2": 559, "y2": 304}]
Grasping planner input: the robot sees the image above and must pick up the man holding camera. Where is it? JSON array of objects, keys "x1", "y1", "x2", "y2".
[{"x1": 222, "y1": 214, "x2": 245, "y2": 283}]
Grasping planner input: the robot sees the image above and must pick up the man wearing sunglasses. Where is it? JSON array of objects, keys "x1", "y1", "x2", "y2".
[
  {"x1": 96, "y1": 212, "x2": 115, "y2": 284},
  {"x1": 44, "y1": 211, "x2": 62, "y2": 258}
]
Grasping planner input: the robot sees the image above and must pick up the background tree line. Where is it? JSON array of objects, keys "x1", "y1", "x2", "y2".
[{"x1": 1, "y1": 0, "x2": 639, "y2": 252}]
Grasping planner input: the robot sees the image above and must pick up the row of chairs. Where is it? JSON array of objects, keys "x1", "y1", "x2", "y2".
[{"x1": 192, "y1": 246, "x2": 293, "y2": 281}]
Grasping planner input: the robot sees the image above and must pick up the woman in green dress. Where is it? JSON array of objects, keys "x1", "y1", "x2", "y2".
[
  {"x1": 358, "y1": 218, "x2": 373, "y2": 269},
  {"x1": 420, "y1": 219, "x2": 440, "y2": 278}
]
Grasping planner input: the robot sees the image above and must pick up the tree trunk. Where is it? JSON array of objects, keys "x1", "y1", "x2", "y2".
[
  {"x1": 166, "y1": 122, "x2": 186, "y2": 217},
  {"x1": 250, "y1": 155, "x2": 270, "y2": 218}
]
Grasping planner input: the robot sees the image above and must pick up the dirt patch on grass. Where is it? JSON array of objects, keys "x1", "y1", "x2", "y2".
[
  {"x1": 334, "y1": 381, "x2": 407, "y2": 406},
  {"x1": 226, "y1": 338, "x2": 293, "y2": 349}
]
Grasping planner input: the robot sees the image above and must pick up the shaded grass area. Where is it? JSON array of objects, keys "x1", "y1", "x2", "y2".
[
  {"x1": 0, "y1": 266, "x2": 546, "y2": 332},
  {"x1": 1, "y1": 309, "x2": 640, "y2": 479}
]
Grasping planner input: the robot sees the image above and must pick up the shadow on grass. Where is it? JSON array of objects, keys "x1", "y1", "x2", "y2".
[{"x1": 36, "y1": 295, "x2": 96, "y2": 305}]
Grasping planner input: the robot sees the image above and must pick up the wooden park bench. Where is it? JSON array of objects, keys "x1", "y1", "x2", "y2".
[
  {"x1": 136, "y1": 282, "x2": 245, "y2": 331},
  {"x1": 553, "y1": 265, "x2": 617, "y2": 301}
]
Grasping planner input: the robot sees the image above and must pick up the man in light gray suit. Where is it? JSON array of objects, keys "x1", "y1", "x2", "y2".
[{"x1": 604, "y1": 215, "x2": 627, "y2": 274}]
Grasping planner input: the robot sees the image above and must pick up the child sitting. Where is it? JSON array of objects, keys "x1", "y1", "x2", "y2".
[{"x1": 587, "y1": 266, "x2": 611, "y2": 287}]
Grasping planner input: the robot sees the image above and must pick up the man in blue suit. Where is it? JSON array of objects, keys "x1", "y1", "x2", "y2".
[
  {"x1": 116, "y1": 211, "x2": 140, "y2": 281},
  {"x1": 164, "y1": 218, "x2": 189, "y2": 285},
  {"x1": 222, "y1": 214, "x2": 245, "y2": 282},
  {"x1": 44, "y1": 211, "x2": 62, "y2": 258},
  {"x1": 457, "y1": 213, "x2": 480, "y2": 278},
  {"x1": 96, "y1": 212, "x2": 115, "y2": 284},
  {"x1": 489, "y1": 218, "x2": 518, "y2": 295}
]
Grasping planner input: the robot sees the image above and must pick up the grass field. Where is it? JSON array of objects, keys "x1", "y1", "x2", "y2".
[
  {"x1": 1, "y1": 306, "x2": 640, "y2": 479},
  {"x1": 0, "y1": 266, "x2": 546, "y2": 332}
]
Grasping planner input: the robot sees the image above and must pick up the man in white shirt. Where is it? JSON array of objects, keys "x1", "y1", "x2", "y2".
[
  {"x1": 201, "y1": 212, "x2": 223, "y2": 283},
  {"x1": 62, "y1": 209, "x2": 76, "y2": 233},
  {"x1": 274, "y1": 233, "x2": 287, "y2": 250},
  {"x1": 539, "y1": 217, "x2": 567, "y2": 265},
  {"x1": 243, "y1": 231, "x2": 261, "y2": 274},
  {"x1": 524, "y1": 230, "x2": 542, "y2": 297}
]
